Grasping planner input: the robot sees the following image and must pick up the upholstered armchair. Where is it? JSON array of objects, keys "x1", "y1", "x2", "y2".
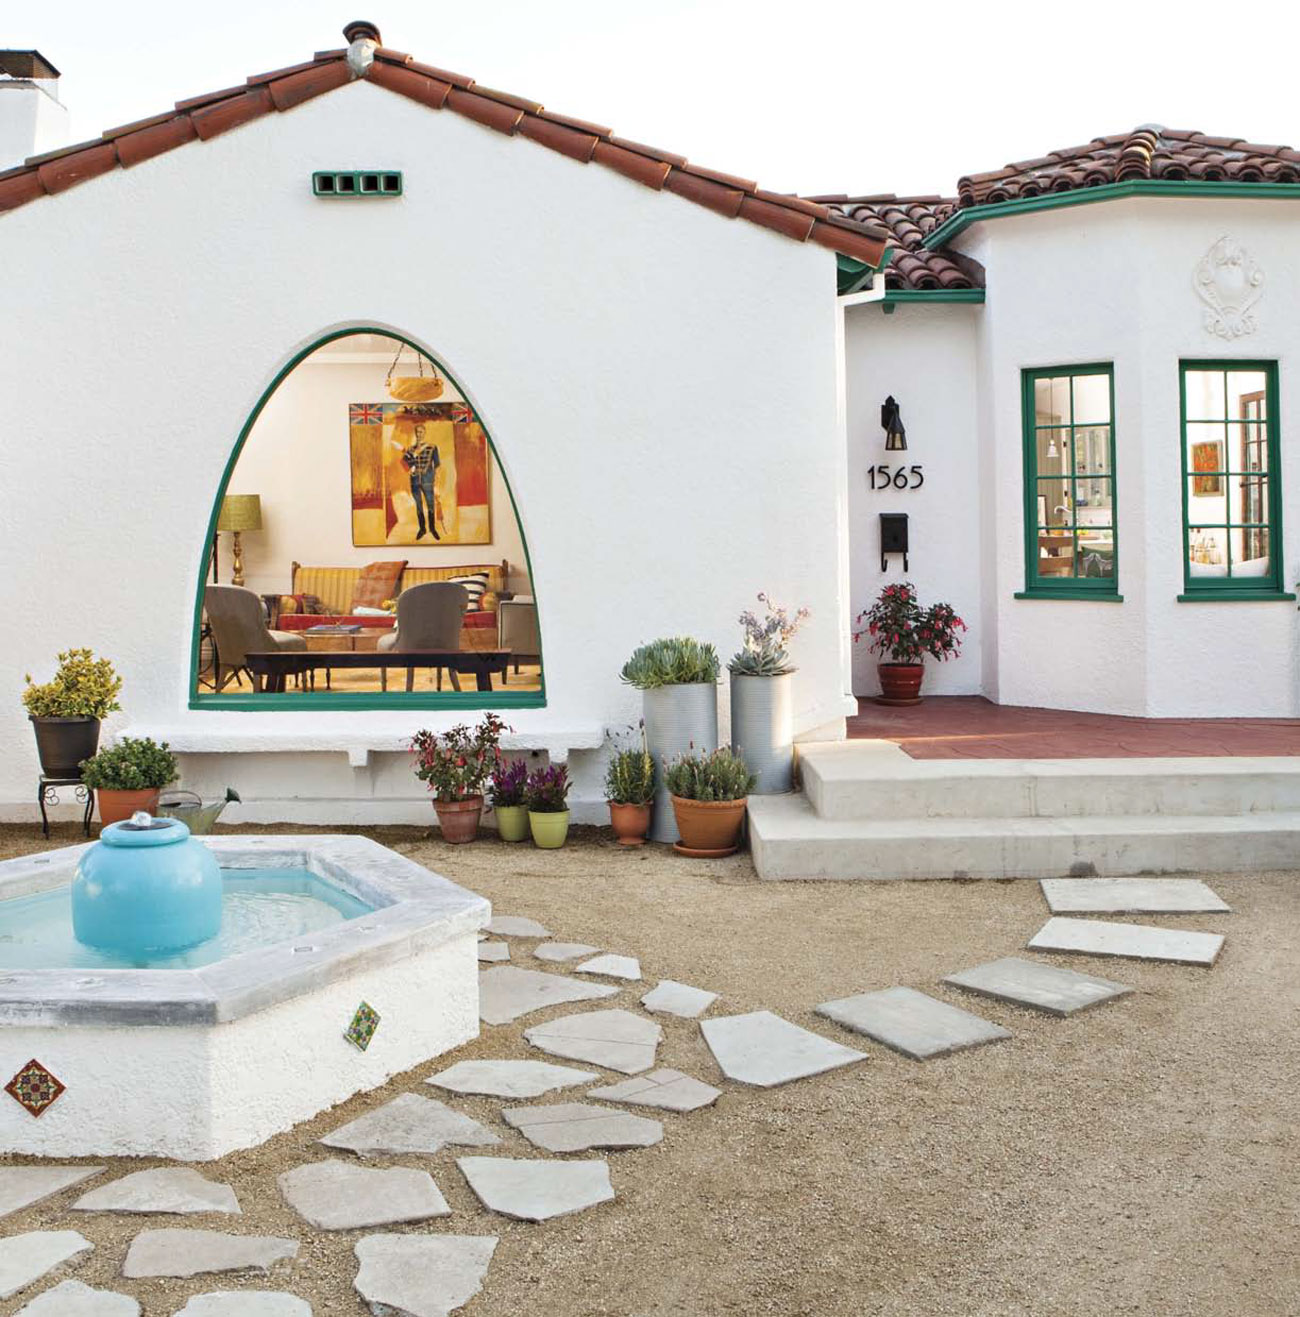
[
  {"x1": 204, "y1": 585, "x2": 307, "y2": 692},
  {"x1": 498, "y1": 597, "x2": 540, "y2": 681},
  {"x1": 376, "y1": 582, "x2": 469, "y2": 691}
]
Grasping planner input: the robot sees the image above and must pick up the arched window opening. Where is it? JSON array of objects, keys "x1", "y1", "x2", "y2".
[{"x1": 190, "y1": 330, "x2": 544, "y2": 709}]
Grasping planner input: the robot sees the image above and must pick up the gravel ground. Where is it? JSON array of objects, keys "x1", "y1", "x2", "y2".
[{"x1": 0, "y1": 821, "x2": 1297, "y2": 1316}]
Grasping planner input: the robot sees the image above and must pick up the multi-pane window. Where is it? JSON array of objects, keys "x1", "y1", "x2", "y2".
[
  {"x1": 1021, "y1": 365, "x2": 1117, "y2": 594},
  {"x1": 1180, "y1": 362, "x2": 1282, "y2": 596}
]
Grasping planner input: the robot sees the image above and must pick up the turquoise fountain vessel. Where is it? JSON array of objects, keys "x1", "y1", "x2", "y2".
[{"x1": 72, "y1": 812, "x2": 222, "y2": 955}]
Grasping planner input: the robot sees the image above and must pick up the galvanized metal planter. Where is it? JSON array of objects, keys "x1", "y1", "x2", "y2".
[
  {"x1": 730, "y1": 671, "x2": 794, "y2": 794},
  {"x1": 643, "y1": 683, "x2": 719, "y2": 843}
]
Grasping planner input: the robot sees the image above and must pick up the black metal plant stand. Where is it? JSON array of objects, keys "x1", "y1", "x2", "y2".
[{"x1": 38, "y1": 776, "x2": 94, "y2": 839}]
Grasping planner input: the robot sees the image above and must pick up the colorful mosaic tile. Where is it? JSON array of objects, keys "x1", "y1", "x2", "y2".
[
  {"x1": 345, "y1": 1001, "x2": 380, "y2": 1051},
  {"x1": 5, "y1": 1058, "x2": 66, "y2": 1117}
]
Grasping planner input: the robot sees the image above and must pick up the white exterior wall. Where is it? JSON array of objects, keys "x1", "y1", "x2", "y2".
[
  {"x1": 0, "y1": 80, "x2": 851, "y2": 823},
  {"x1": 0, "y1": 81, "x2": 68, "y2": 167},
  {"x1": 846, "y1": 195, "x2": 1300, "y2": 716},
  {"x1": 229, "y1": 359, "x2": 529, "y2": 598},
  {"x1": 844, "y1": 301, "x2": 983, "y2": 696}
]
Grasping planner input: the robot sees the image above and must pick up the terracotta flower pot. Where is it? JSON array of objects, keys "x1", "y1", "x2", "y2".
[
  {"x1": 97, "y1": 788, "x2": 161, "y2": 826},
  {"x1": 877, "y1": 662, "x2": 925, "y2": 706},
  {"x1": 529, "y1": 810, "x2": 570, "y2": 849},
  {"x1": 609, "y1": 802, "x2": 651, "y2": 846},
  {"x1": 494, "y1": 804, "x2": 529, "y2": 842},
  {"x1": 669, "y1": 795, "x2": 747, "y2": 857},
  {"x1": 433, "y1": 795, "x2": 484, "y2": 844}
]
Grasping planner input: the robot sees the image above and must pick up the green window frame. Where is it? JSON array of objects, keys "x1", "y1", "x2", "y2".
[
  {"x1": 1178, "y1": 361, "x2": 1290, "y2": 601},
  {"x1": 1019, "y1": 363, "x2": 1119, "y2": 599}
]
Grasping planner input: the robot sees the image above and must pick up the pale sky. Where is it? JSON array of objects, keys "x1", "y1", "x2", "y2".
[{"x1": 13, "y1": 0, "x2": 1300, "y2": 198}]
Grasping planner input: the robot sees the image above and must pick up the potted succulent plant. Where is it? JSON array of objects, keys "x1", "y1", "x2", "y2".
[
  {"x1": 855, "y1": 583, "x2": 966, "y2": 704},
  {"x1": 525, "y1": 764, "x2": 571, "y2": 849},
  {"x1": 604, "y1": 724, "x2": 655, "y2": 846},
  {"x1": 489, "y1": 757, "x2": 530, "y2": 843},
  {"x1": 619, "y1": 638, "x2": 720, "y2": 844},
  {"x1": 664, "y1": 747, "x2": 756, "y2": 857},
  {"x1": 79, "y1": 736, "x2": 178, "y2": 826},
  {"x1": 728, "y1": 593, "x2": 809, "y2": 794},
  {"x1": 23, "y1": 649, "x2": 123, "y2": 779},
  {"x1": 411, "y1": 713, "x2": 507, "y2": 844}
]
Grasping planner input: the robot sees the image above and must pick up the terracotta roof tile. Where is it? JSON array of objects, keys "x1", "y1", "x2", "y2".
[{"x1": 0, "y1": 27, "x2": 888, "y2": 267}]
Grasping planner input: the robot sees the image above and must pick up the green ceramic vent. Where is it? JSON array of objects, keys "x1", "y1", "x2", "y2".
[{"x1": 312, "y1": 170, "x2": 403, "y2": 198}]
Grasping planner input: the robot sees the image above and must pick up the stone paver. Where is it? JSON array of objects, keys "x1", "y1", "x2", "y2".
[
  {"x1": 815, "y1": 986, "x2": 1011, "y2": 1061},
  {"x1": 501, "y1": 1103, "x2": 663, "y2": 1152},
  {"x1": 427, "y1": 1059, "x2": 598, "y2": 1099},
  {"x1": 458, "y1": 1157, "x2": 614, "y2": 1222},
  {"x1": 171, "y1": 1295, "x2": 310, "y2": 1316},
  {"x1": 524, "y1": 1008, "x2": 662, "y2": 1074},
  {"x1": 1040, "y1": 877, "x2": 1231, "y2": 914},
  {"x1": 279, "y1": 1160, "x2": 449, "y2": 1230},
  {"x1": 640, "y1": 980, "x2": 718, "y2": 1019},
  {"x1": 534, "y1": 942, "x2": 600, "y2": 962},
  {"x1": 72, "y1": 1168, "x2": 239, "y2": 1216},
  {"x1": 575, "y1": 953, "x2": 642, "y2": 981},
  {"x1": 1028, "y1": 916, "x2": 1225, "y2": 966},
  {"x1": 587, "y1": 1068, "x2": 722, "y2": 1113},
  {"x1": 15, "y1": 1279, "x2": 138, "y2": 1315},
  {"x1": 0, "y1": 1167, "x2": 104, "y2": 1221},
  {"x1": 122, "y1": 1231, "x2": 297, "y2": 1280},
  {"x1": 486, "y1": 915, "x2": 551, "y2": 938},
  {"x1": 477, "y1": 941, "x2": 510, "y2": 962},
  {"x1": 479, "y1": 965, "x2": 619, "y2": 1026},
  {"x1": 944, "y1": 956, "x2": 1133, "y2": 1017},
  {"x1": 0, "y1": 1232, "x2": 93, "y2": 1301},
  {"x1": 354, "y1": 1235, "x2": 497, "y2": 1317},
  {"x1": 320, "y1": 1092, "x2": 498, "y2": 1156},
  {"x1": 701, "y1": 1010, "x2": 867, "y2": 1087}
]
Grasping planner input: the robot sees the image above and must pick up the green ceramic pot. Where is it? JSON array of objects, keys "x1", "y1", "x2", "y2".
[
  {"x1": 528, "y1": 809, "x2": 570, "y2": 849},
  {"x1": 495, "y1": 804, "x2": 529, "y2": 843}
]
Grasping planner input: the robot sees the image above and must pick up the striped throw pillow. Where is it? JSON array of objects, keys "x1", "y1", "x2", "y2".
[{"x1": 447, "y1": 573, "x2": 490, "y2": 612}]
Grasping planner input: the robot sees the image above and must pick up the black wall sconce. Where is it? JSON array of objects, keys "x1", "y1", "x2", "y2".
[
  {"x1": 880, "y1": 512, "x2": 909, "y2": 571},
  {"x1": 881, "y1": 395, "x2": 907, "y2": 451}
]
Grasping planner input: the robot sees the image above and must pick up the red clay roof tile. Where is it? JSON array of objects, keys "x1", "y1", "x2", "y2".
[{"x1": 0, "y1": 26, "x2": 889, "y2": 268}]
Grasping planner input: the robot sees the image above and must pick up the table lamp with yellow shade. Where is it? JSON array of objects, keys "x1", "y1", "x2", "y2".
[{"x1": 216, "y1": 494, "x2": 262, "y2": 587}]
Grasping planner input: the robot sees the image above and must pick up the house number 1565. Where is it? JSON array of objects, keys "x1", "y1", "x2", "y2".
[{"x1": 868, "y1": 463, "x2": 924, "y2": 491}]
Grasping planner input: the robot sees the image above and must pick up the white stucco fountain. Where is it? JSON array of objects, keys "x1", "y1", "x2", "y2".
[{"x1": 0, "y1": 830, "x2": 487, "y2": 1159}]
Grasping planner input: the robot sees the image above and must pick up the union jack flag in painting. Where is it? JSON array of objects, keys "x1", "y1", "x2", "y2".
[
  {"x1": 349, "y1": 403, "x2": 385, "y2": 425},
  {"x1": 450, "y1": 404, "x2": 473, "y2": 424}
]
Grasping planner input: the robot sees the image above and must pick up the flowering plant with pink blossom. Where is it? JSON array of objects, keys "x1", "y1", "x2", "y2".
[
  {"x1": 729, "y1": 593, "x2": 810, "y2": 676},
  {"x1": 855, "y1": 583, "x2": 965, "y2": 664},
  {"x1": 411, "y1": 713, "x2": 508, "y2": 800}
]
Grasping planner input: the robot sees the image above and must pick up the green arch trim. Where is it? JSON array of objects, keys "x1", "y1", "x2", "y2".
[{"x1": 188, "y1": 326, "x2": 547, "y2": 711}]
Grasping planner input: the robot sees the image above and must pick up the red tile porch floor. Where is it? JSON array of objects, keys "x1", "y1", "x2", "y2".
[{"x1": 848, "y1": 696, "x2": 1300, "y2": 759}]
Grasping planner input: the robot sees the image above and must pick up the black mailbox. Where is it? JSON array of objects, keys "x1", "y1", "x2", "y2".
[{"x1": 880, "y1": 512, "x2": 909, "y2": 572}]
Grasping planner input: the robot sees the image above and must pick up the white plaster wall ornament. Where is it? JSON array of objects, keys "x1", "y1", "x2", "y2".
[{"x1": 1194, "y1": 235, "x2": 1263, "y2": 339}]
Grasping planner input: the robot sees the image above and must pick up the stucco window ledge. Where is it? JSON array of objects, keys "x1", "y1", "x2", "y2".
[
  {"x1": 122, "y1": 713, "x2": 605, "y2": 765},
  {"x1": 1175, "y1": 591, "x2": 1297, "y2": 603},
  {"x1": 1013, "y1": 591, "x2": 1124, "y2": 603}
]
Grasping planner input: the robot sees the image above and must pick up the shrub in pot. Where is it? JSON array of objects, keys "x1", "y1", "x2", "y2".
[
  {"x1": 728, "y1": 593, "x2": 809, "y2": 795},
  {"x1": 604, "y1": 725, "x2": 655, "y2": 846},
  {"x1": 23, "y1": 649, "x2": 123, "y2": 778},
  {"x1": 489, "y1": 758, "x2": 530, "y2": 842},
  {"x1": 620, "y1": 637, "x2": 720, "y2": 844},
  {"x1": 664, "y1": 746, "x2": 757, "y2": 857},
  {"x1": 525, "y1": 765, "x2": 571, "y2": 849},
  {"x1": 79, "y1": 737, "x2": 178, "y2": 825},
  {"x1": 412, "y1": 713, "x2": 507, "y2": 844},
  {"x1": 854, "y1": 583, "x2": 965, "y2": 704}
]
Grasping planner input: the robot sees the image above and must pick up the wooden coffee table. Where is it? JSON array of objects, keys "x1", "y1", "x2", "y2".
[
  {"x1": 245, "y1": 649, "x2": 511, "y2": 694},
  {"x1": 301, "y1": 629, "x2": 386, "y2": 654}
]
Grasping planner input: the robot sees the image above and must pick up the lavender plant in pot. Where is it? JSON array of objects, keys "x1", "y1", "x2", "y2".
[
  {"x1": 489, "y1": 758, "x2": 529, "y2": 843},
  {"x1": 728, "y1": 594, "x2": 808, "y2": 794},
  {"x1": 411, "y1": 713, "x2": 507, "y2": 844},
  {"x1": 525, "y1": 765, "x2": 571, "y2": 849},
  {"x1": 604, "y1": 724, "x2": 655, "y2": 846},
  {"x1": 855, "y1": 583, "x2": 965, "y2": 704}
]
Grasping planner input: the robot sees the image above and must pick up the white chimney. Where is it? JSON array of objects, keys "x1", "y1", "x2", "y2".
[{"x1": 0, "y1": 50, "x2": 69, "y2": 167}]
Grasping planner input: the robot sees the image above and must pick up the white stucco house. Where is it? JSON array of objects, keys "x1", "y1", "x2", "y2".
[{"x1": 0, "y1": 24, "x2": 888, "y2": 823}]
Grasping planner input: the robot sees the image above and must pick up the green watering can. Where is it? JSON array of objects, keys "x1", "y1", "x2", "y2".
[{"x1": 156, "y1": 787, "x2": 241, "y2": 835}]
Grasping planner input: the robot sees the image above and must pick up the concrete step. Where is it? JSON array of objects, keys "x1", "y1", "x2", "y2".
[
  {"x1": 799, "y1": 740, "x2": 1300, "y2": 821},
  {"x1": 748, "y1": 793, "x2": 1300, "y2": 881}
]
